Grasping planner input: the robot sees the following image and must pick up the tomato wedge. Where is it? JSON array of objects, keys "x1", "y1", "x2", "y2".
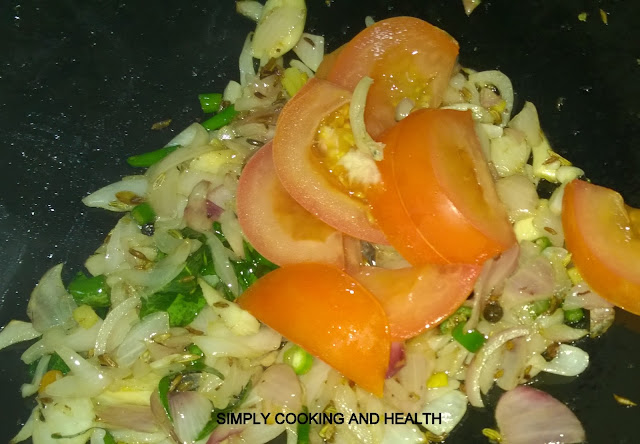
[
  {"x1": 353, "y1": 264, "x2": 480, "y2": 340},
  {"x1": 237, "y1": 142, "x2": 350, "y2": 268},
  {"x1": 368, "y1": 109, "x2": 515, "y2": 265},
  {"x1": 562, "y1": 179, "x2": 640, "y2": 315},
  {"x1": 237, "y1": 263, "x2": 390, "y2": 396},
  {"x1": 326, "y1": 17, "x2": 459, "y2": 138},
  {"x1": 272, "y1": 78, "x2": 387, "y2": 244}
]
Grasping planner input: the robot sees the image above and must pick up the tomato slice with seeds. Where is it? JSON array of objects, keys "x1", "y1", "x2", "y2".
[
  {"x1": 562, "y1": 179, "x2": 640, "y2": 315},
  {"x1": 368, "y1": 109, "x2": 515, "y2": 265},
  {"x1": 326, "y1": 16, "x2": 459, "y2": 138},
  {"x1": 237, "y1": 142, "x2": 349, "y2": 268},
  {"x1": 237, "y1": 263, "x2": 390, "y2": 396},
  {"x1": 353, "y1": 263, "x2": 480, "y2": 340},
  {"x1": 272, "y1": 78, "x2": 387, "y2": 244}
]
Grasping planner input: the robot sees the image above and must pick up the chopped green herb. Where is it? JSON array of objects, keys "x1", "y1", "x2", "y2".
[
  {"x1": 297, "y1": 406, "x2": 311, "y2": 444},
  {"x1": 439, "y1": 306, "x2": 473, "y2": 334},
  {"x1": 202, "y1": 105, "x2": 237, "y2": 131},
  {"x1": 284, "y1": 345, "x2": 314, "y2": 375},
  {"x1": 564, "y1": 307, "x2": 584, "y2": 323},
  {"x1": 127, "y1": 144, "x2": 180, "y2": 167},
  {"x1": 198, "y1": 93, "x2": 223, "y2": 114},
  {"x1": 158, "y1": 374, "x2": 173, "y2": 421},
  {"x1": 104, "y1": 431, "x2": 116, "y2": 444},
  {"x1": 452, "y1": 323, "x2": 486, "y2": 353},
  {"x1": 195, "y1": 381, "x2": 252, "y2": 440},
  {"x1": 130, "y1": 202, "x2": 156, "y2": 226},
  {"x1": 183, "y1": 344, "x2": 225, "y2": 379},
  {"x1": 67, "y1": 272, "x2": 111, "y2": 309},
  {"x1": 162, "y1": 245, "x2": 211, "y2": 294},
  {"x1": 140, "y1": 289, "x2": 207, "y2": 327},
  {"x1": 48, "y1": 352, "x2": 71, "y2": 375}
]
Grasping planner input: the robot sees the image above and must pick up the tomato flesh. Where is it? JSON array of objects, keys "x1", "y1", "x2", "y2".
[
  {"x1": 353, "y1": 263, "x2": 480, "y2": 340},
  {"x1": 562, "y1": 179, "x2": 640, "y2": 315},
  {"x1": 237, "y1": 142, "x2": 348, "y2": 267},
  {"x1": 273, "y1": 78, "x2": 387, "y2": 243},
  {"x1": 368, "y1": 109, "x2": 515, "y2": 265},
  {"x1": 327, "y1": 17, "x2": 459, "y2": 138},
  {"x1": 237, "y1": 263, "x2": 390, "y2": 396}
]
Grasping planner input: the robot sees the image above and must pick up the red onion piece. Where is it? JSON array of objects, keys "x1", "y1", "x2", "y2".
[
  {"x1": 207, "y1": 425, "x2": 244, "y2": 444},
  {"x1": 466, "y1": 244, "x2": 520, "y2": 330},
  {"x1": 496, "y1": 386, "x2": 586, "y2": 444},
  {"x1": 206, "y1": 199, "x2": 223, "y2": 220},
  {"x1": 149, "y1": 388, "x2": 180, "y2": 442},
  {"x1": 184, "y1": 180, "x2": 215, "y2": 232},
  {"x1": 502, "y1": 256, "x2": 555, "y2": 307},
  {"x1": 564, "y1": 282, "x2": 614, "y2": 310},
  {"x1": 466, "y1": 326, "x2": 531, "y2": 407},
  {"x1": 386, "y1": 342, "x2": 406, "y2": 378},
  {"x1": 169, "y1": 391, "x2": 213, "y2": 444},
  {"x1": 96, "y1": 404, "x2": 158, "y2": 433},
  {"x1": 255, "y1": 363, "x2": 302, "y2": 412}
]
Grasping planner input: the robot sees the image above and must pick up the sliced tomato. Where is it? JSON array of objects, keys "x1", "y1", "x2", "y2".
[
  {"x1": 353, "y1": 264, "x2": 480, "y2": 340},
  {"x1": 368, "y1": 109, "x2": 515, "y2": 265},
  {"x1": 237, "y1": 263, "x2": 390, "y2": 396},
  {"x1": 272, "y1": 78, "x2": 387, "y2": 244},
  {"x1": 562, "y1": 179, "x2": 640, "y2": 315},
  {"x1": 326, "y1": 16, "x2": 459, "y2": 138},
  {"x1": 315, "y1": 44, "x2": 344, "y2": 80},
  {"x1": 237, "y1": 142, "x2": 350, "y2": 268}
]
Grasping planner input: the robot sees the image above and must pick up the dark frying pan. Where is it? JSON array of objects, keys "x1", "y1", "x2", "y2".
[{"x1": 1, "y1": 1, "x2": 638, "y2": 443}]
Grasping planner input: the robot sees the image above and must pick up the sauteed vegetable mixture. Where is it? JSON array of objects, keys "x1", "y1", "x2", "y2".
[{"x1": 1, "y1": 1, "x2": 639, "y2": 443}]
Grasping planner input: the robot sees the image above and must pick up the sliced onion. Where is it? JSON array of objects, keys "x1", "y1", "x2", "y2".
[
  {"x1": 94, "y1": 296, "x2": 141, "y2": 356},
  {"x1": 563, "y1": 282, "x2": 613, "y2": 310},
  {"x1": 386, "y1": 342, "x2": 406, "y2": 378},
  {"x1": 381, "y1": 423, "x2": 425, "y2": 444},
  {"x1": 206, "y1": 233, "x2": 240, "y2": 297},
  {"x1": 466, "y1": 327, "x2": 531, "y2": 407},
  {"x1": 21, "y1": 354, "x2": 51, "y2": 397},
  {"x1": 0, "y1": 320, "x2": 40, "y2": 352},
  {"x1": 251, "y1": 0, "x2": 307, "y2": 61},
  {"x1": 199, "y1": 279, "x2": 260, "y2": 336},
  {"x1": 538, "y1": 344, "x2": 589, "y2": 377},
  {"x1": 194, "y1": 325, "x2": 281, "y2": 359},
  {"x1": 255, "y1": 364, "x2": 303, "y2": 412},
  {"x1": 496, "y1": 174, "x2": 539, "y2": 222},
  {"x1": 109, "y1": 429, "x2": 169, "y2": 444},
  {"x1": 442, "y1": 103, "x2": 493, "y2": 123},
  {"x1": 334, "y1": 384, "x2": 375, "y2": 444},
  {"x1": 12, "y1": 406, "x2": 37, "y2": 443},
  {"x1": 113, "y1": 311, "x2": 170, "y2": 368},
  {"x1": 590, "y1": 307, "x2": 615, "y2": 337},
  {"x1": 490, "y1": 128, "x2": 530, "y2": 177},
  {"x1": 224, "y1": 80, "x2": 243, "y2": 105},
  {"x1": 541, "y1": 324, "x2": 588, "y2": 342},
  {"x1": 463, "y1": 0, "x2": 482, "y2": 16},
  {"x1": 45, "y1": 345, "x2": 112, "y2": 397},
  {"x1": 82, "y1": 176, "x2": 148, "y2": 212},
  {"x1": 532, "y1": 203, "x2": 564, "y2": 247},
  {"x1": 184, "y1": 180, "x2": 219, "y2": 232},
  {"x1": 207, "y1": 424, "x2": 245, "y2": 444},
  {"x1": 508, "y1": 101, "x2": 542, "y2": 147},
  {"x1": 27, "y1": 264, "x2": 77, "y2": 334},
  {"x1": 299, "y1": 359, "x2": 332, "y2": 406},
  {"x1": 501, "y1": 256, "x2": 555, "y2": 307},
  {"x1": 468, "y1": 70, "x2": 514, "y2": 125},
  {"x1": 169, "y1": 391, "x2": 213, "y2": 443},
  {"x1": 496, "y1": 386, "x2": 585, "y2": 444},
  {"x1": 292, "y1": 32, "x2": 325, "y2": 72},
  {"x1": 422, "y1": 390, "x2": 468, "y2": 436},
  {"x1": 32, "y1": 398, "x2": 95, "y2": 444},
  {"x1": 236, "y1": 1, "x2": 263, "y2": 22},
  {"x1": 96, "y1": 404, "x2": 158, "y2": 433},
  {"x1": 239, "y1": 32, "x2": 255, "y2": 86},
  {"x1": 350, "y1": 76, "x2": 385, "y2": 161},
  {"x1": 290, "y1": 58, "x2": 314, "y2": 78},
  {"x1": 146, "y1": 142, "x2": 213, "y2": 184}
]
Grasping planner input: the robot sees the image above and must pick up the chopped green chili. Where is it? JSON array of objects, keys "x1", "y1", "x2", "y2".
[
  {"x1": 104, "y1": 431, "x2": 116, "y2": 444},
  {"x1": 439, "y1": 306, "x2": 473, "y2": 334},
  {"x1": 195, "y1": 381, "x2": 252, "y2": 440},
  {"x1": 127, "y1": 144, "x2": 180, "y2": 167},
  {"x1": 452, "y1": 323, "x2": 486, "y2": 353},
  {"x1": 297, "y1": 406, "x2": 311, "y2": 444},
  {"x1": 284, "y1": 345, "x2": 314, "y2": 375},
  {"x1": 158, "y1": 374, "x2": 173, "y2": 421},
  {"x1": 534, "y1": 236, "x2": 552, "y2": 250},
  {"x1": 564, "y1": 307, "x2": 584, "y2": 323},
  {"x1": 202, "y1": 105, "x2": 237, "y2": 131},
  {"x1": 528, "y1": 299, "x2": 551, "y2": 318},
  {"x1": 198, "y1": 93, "x2": 222, "y2": 114},
  {"x1": 130, "y1": 202, "x2": 156, "y2": 226},
  {"x1": 67, "y1": 272, "x2": 111, "y2": 309}
]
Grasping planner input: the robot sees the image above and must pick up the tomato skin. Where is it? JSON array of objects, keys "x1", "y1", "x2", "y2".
[
  {"x1": 272, "y1": 78, "x2": 387, "y2": 244},
  {"x1": 562, "y1": 179, "x2": 640, "y2": 315},
  {"x1": 327, "y1": 17, "x2": 459, "y2": 138},
  {"x1": 237, "y1": 142, "x2": 348, "y2": 268},
  {"x1": 353, "y1": 263, "x2": 480, "y2": 340},
  {"x1": 237, "y1": 263, "x2": 390, "y2": 396},
  {"x1": 368, "y1": 109, "x2": 515, "y2": 265}
]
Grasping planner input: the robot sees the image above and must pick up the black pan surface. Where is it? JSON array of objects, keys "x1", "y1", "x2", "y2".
[{"x1": 1, "y1": 0, "x2": 638, "y2": 443}]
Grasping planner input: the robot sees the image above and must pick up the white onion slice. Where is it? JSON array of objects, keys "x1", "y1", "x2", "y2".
[
  {"x1": 349, "y1": 76, "x2": 385, "y2": 161},
  {"x1": 255, "y1": 364, "x2": 303, "y2": 412},
  {"x1": 199, "y1": 279, "x2": 259, "y2": 336},
  {"x1": 12, "y1": 406, "x2": 37, "y2": 443},
  {"x1": 539, "y1": 344, "x2": 589, "y2": 377},
  {"x1": 165, "y1": 122, "x2": 210, "y2": 151},
  {"x1": 442, "y1": 103, "x2": 493, "y2": 123},
  {"x1": 289, "y1": 58, "x2": 314, "y2": 78},
  {"x1": 468, "y1": 70, "x2": 514, "y2": 125},
  {"x1": 508, "y1": 101, "x2": 542, "y2": 147},
  {"x1": 501, "y1": 255, "x2": 555, "y2": 307},
  {"x1": 466, "y1": 327, "x2": 531, "y2": 407},
  {"x1": 496, "y1": 386, "x2": 585, "y2": 444},
  {"x1": 82, "y1": 176, "x2": 148, "y2": 212},
  {"x1": 96, "y1": 404, "x2": 158, "y2": 433},
  {"x1": 169, "y1": 391, "x2": 212, "y2": 443},
  {"x1": 252, "y1": 0, "x2": 307, "y2": 60},
  {"x1": 421, "y1": 389, "x2": 468, "y2": 436},
  {"x1": 21, "y1": 354, "x2": 51, "y2": 397},
  {"x1": 381, "y1": 423, "x2": 425, "y2": 444},
  {"x1": 239, "y1": 32, "x2": 255, "y2": 86},
  {"x1": 32, "y1": 398, "x2": 95, "y2": 444},
  {"x1": 292, "y1": 32, "x2": 325, "y2": 72},
  {"x1": 224, "y1": 80, "x2": 243, "y2": 105},
  {"x1": 94, "y1": 296, "x2": 140, "y2": 356},
  {"x1": 45, "y1": 346, "x2": 112, "y2": 397},
  {"x1": 113, "y1": 311, "x2": 170, "y2": 368},
  {"x1": 27, "y1": 264, "x2": 77, "y2": 334},
  {"x1": 194, "y1": 325, "x2": 281, "y2": 359},
  {"x1": 206, "y1": 233, "x2": 240, "y2": 297},
  {"x1": 0, "y1": 320, "x2": 40, "y2": 352},
  {"x1": 496, "y1": 174, "x2": 539, "y2": 222}
]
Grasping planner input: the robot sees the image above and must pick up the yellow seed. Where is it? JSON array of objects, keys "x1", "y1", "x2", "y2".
[
  {"x1": 613, "y1": 394, "x2": 637, "y2": 407},
  {"x1": 426, "y1": 372, "x2": 449, "y2": 388},
  {"x1": 39, "y1": 370, "x2": 63, "y2": 394},
  {"x1": 73, "y1": 305, "x2": 100, "y2": 329},
  {"x1": 578, "y1": 12, "x2": 588, "y2": 22},
  {"x1": 482, "y1": 428, "x2": 502, "y2": 442},
  {"x1": 599, "y1": 9, "x2": 608, "y2": 25},
  {"x1": 491, "y1": 99, "x2": 507, "y2": 113}
]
